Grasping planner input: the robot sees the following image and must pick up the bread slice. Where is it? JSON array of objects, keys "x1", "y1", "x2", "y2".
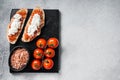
[
  {"x1": 22, "y1": 7, "x2": 45, "y2": 42},
  {"x1": 7, "y1": 9, "x2": 28, "y2": 44}
]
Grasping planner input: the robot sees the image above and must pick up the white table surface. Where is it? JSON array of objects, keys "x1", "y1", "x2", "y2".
[{"x1": 1, "y1": 0, "x2": 120, "y2": 80}]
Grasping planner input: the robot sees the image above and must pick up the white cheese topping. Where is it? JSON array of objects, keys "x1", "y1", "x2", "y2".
[
  {"x1": 27, "y1": 14, "x2": 40, "y2": 36},
  {"x1": 13, "y1": 14, "x2": 21, "y2": 20},
  {"x1": 8, "y1": 14, "x2": 22, "y2": 35}
]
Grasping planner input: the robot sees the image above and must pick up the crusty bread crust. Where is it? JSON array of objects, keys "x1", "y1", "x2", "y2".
[
  {"x1": 22, "y1": 7, "x2": 45, "y2": 42},
  {"x1": 7, "y1": 9, "x2": 28, "y2": 44}
]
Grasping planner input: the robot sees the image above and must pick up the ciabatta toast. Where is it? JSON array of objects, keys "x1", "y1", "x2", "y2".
[
  {"x1": 22, "y1": 7, "x2": 45, "y2": 42},
  {"x1": 7, "y1": 9, "x2": 28, "y2": 44}
]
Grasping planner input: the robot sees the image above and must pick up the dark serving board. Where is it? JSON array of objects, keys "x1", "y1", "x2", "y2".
[{"x1": 9, "y1": 9, "x2": 60, "y2": 73}]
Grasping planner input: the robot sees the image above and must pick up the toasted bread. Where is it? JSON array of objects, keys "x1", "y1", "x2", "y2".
[
  {"x1": 22, "y1": 7, "x2": 45, "y2": 42},
  {"x1": 7, "y1": 9, "x2": 28, "y2": 44}
]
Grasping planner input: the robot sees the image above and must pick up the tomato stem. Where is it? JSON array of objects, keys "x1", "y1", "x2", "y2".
[
  {"x1": 35, "y1": 64, "x2": 40, "y2": 68},
  {"x1": 47, "y1": 52, "x2": 51, "y2": 55},
  {"x1": 45, "y1": 60, "x2": 49, "y2": 63},
  {"x1": 40, "y1": 44, "x2": 43, "y2": 47},
  {"x1": 50, "y1": 44, "x2": 54, "y2": 47},
  {"x1": 37, "y1": 53, "x2": 42, "y2": 56}
]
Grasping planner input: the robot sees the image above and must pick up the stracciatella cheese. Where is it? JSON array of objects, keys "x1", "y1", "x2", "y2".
[
  {"x1": 27, "y1": 14, "x2": 41, "y2": 36},
  {"x1": 14, "y1": 14, "x2": 22, "y2": 20},
  {"x1": 8, "y1": 14, "x2": 22, "y2": 35}
]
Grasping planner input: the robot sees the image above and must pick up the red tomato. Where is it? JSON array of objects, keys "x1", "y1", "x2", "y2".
[
  {"x1": 47, "y1": 38, "x2": 59, "y2": 48},
  {"x1": 33, "y1": 48, "x2": 44, "y2": 59},
  {"x1": 36, "y1": 38, "x2": 47, "y2": 48},
  {"x1": 31, "y1": 60, "x2": 41, "y2": 70},
  {"x1": 44, "y1": 48, "x2": 55, "y2": 58},
  {"x1": 43, "y1": 58, "x2": 54, "y2": 70}
]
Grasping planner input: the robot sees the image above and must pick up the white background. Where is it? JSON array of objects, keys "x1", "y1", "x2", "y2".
[{"x1": 0, "y1": 0, "x2": 120, "y2": 80}]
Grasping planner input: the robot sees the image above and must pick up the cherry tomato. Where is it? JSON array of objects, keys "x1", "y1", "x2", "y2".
[
  {"x1": 47, "y1": 38, "x2": 59, "y2": 48},
  {"x1": 44, "y1": 48, "x2": 55, "y2": 58},
  {"x1": 43, "y1": 58, "x2": 54, "y2": 70},
  {"x1": 33, "y1": 48, "x2": 44, "y2": 59},
  {"x1": 31, "y1": 59, "x2": 41, "y2": 70},
  {"x1": 36, "y1": 38, "x2": 46, "y2": 48}
]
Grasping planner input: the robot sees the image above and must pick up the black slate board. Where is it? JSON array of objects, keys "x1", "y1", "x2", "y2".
[{"x1": 9, "y1": 9, "x2": 60, "y2": 73}]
